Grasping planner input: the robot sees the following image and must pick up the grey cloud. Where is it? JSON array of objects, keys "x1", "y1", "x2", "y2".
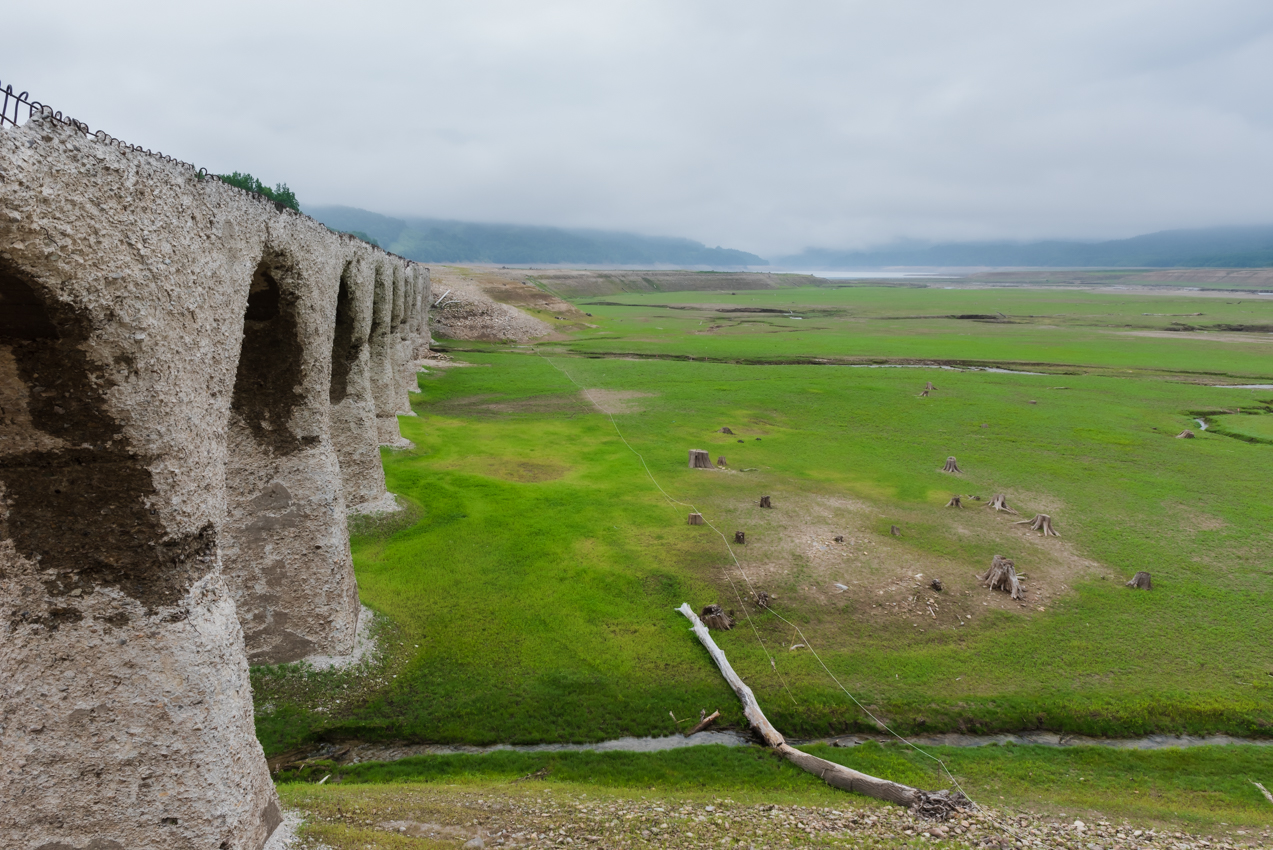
[{"x1": 7, "y1": 0, "x2": 1273, "y2": 257}]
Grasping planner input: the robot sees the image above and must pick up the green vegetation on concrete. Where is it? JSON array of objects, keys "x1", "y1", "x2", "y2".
[{"x1": 217, "y1": 171, "x2": 300, "y2": 211}]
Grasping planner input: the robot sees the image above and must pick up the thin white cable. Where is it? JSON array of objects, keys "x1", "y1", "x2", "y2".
[{"x1": 534, "y1": 349, "x2": 1024, "y2": 840}]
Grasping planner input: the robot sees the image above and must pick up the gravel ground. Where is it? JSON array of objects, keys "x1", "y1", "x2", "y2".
[{"x1": 285, "y1": 785, "x2": 1273, "y2": 849}]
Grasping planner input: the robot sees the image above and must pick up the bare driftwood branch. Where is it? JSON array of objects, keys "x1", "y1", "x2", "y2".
[
  {"x1": 980, "y1": 554, "x2": 1023, "y2": 599},
  {"x1": 688, "y1": 512, "x2": 705, "y2": 526},
  {"x1": 686, "y1": 710, "x2": 721, "y2": 736},
  {"x1": 945, "y1": 495, "x2": 962, "y2": 508},
  {"x1": 986, "y1": 494, "x2": 1018, "y2": 514},
  {"x1": 676, "y1": 604, "x2": 969, "y2": 816},
  {"x1": 941, "y1": 456, "x2": 961, "y2": 474},
  {"x1": 1014, "y1": 514, "x2": 1058, "y2": 537},
  {"x1": 689, "y1": 449, "x2": 713, "y2": 468},
  {"x1": 1126, "y1": 571, "x2": 1153, "y2": 590},
  {"x1": 1253, "y1": 780, "x2": 1273, "y2": 806}
]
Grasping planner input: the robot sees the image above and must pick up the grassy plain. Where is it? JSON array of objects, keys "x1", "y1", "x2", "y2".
[{"x1": 253, "y1": 281, "x2": 1273, "y2": 835}]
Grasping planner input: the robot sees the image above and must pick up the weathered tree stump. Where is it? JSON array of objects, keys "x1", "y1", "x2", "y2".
[
  {"x1": 689, "y1": 449, "x2": 713, "y2": 468},
  {"x1": 986, "y1": 494, "x2": 1018, "y2": 514},
  {"x1": 688, "y1": 512, "x2": 704, "y2": 525},
  {"x1": 925, "y1": 381, "x2": 937, "y2": 391},
  {"x1": 890, "y1": 525, "x2": 902, "y2": 537},
  {"x1": 945, "y1": 495, "x2": 963, "y2": 508},
  {"x1": 941, "y1": 456, "x2": 961, "y2": 473},
  {"x1": 919, "y1": 389, "x2": 930, "y2": 397},
  {"x1": 754, "y1": 591, "x2": 770, "y2": 609},
  {"x1": 734, "y1": 530, "x2": 746, "y2": 545},
  {"x1": 700, "y1": 604, "x2": 736, "y2": 630},
  {"x1": 1177, "y1": 429, "x2": 1195, "y2": 439},
  {"x1": 759, "y1": 495, "x2": 772, "y2": 508},
  {"x1": 718, "y1": 427, "x2": 734, "y2": 434},
  {"x1": 979, "y1": 554, "x2": 1022, "y2": 599},
  {"x1": 1015, "y1": 514, "x2": 1059, "y2": 536},
  {"x1": 833, "y1": 535, "x2": 844, "y2": 543},
  {"x1": 716, "y1": 456, "x2": 727, "y2": 467},
  {"x1": 930, "y1": 578, "x2": 944, "y2": 592},
  {"x1": 1126, "y1": 571, "x2": 1153, "y2": 590}
]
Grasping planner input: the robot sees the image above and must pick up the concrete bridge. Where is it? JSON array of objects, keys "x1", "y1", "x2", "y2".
[{"x1": 1, "y1": 111, "x2": 429, "y2": 849}]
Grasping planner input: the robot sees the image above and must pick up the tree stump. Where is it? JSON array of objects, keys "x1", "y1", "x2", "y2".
[
  {"x1": 945, "y1": 495, "x2": 963, "y2": 508},
  {"x1": 979, "y1": 554, "x2": 1022, "y2": 599},
  {"x1": 925, "y1": 381, "x2": 937, "y2": 391},
  {"x1": 1015, "y1": 514, "x2": 1058, "y2": 536},
  {"x1": 1126, "y1": 571, "x2": 1152, "y2": 590},
  {"x1": 734, "y1": 530, "x2": 745, "y2": 545},
  {"x1": 688, "y1": 512, "x2": 705, "y2": 525},
  {"x1": 833, "y1": 535, "x2": 844, "y2": 543},
  {"x1": 689, "y1": 449, "x2": 713, "y2": 468},
  {"x1": 760, "y1": 495, "x2": 772, "y2": 508},
  {"x1": 700, "y1": 604, "x2": 736, "y2": 630},
  {"x1": 754, "y1": 591, "x2": 770, "y2": 609},
  {"x1": 930, "y1": 578, "x2": 944, "y2": 592},
  {"x1": 941, "y1": 456, "x2": 961, "y2": 473},
  {"x1": 718, "y1": 427, "x2": 734, "y2": 434},
  {"x1": 890, "y1": 525, "x2": 902, "y2": 537},
  {"x1": 986, "y1": 494, "x2": 1018, "y2": 514},
  {"x1": 919, "y1": 389, "x2": 930, "y2": 397},
  {"x1": 716, "y1": 456, "x2": 727, "y2": 467},
  {"x1": 1177, "y1": 429, "x2": 1195, "y2": 439}
]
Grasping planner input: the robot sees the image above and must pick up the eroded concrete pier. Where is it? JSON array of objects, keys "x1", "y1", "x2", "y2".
[{"x1": 0, "y1": 112, "x2": 428, "y2": 848}]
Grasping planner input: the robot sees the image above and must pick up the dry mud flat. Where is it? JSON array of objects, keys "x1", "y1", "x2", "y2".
[{"x1": 285, "y1": 786, "x2": 1272, "y2": 849}]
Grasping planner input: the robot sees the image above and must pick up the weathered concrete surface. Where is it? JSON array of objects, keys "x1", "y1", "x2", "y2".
[
  {"x1": 370, "y1": 260, "x2": 412, "y2": 447},
  {"x1": 219, "y1": 233, "x2": 358, "y2": 665},
  {"x1": 329, "y1": 255, "x2": 389, "y2": 512},
  {"x1": 0, "y1": 114, "x2": 279, "y2": 848},
  {"x1": 0, "y1": 113, "x2": 427, "y2": 846}
]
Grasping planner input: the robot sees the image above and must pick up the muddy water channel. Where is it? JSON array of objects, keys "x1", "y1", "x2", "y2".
[{"x1": 299, "y1": 730, "x2": 1273, "y2": 766}]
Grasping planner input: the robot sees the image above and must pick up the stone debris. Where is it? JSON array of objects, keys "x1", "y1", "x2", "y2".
[{"x1": 290, "y1": 787, "x2": 1273, "y2": 849}]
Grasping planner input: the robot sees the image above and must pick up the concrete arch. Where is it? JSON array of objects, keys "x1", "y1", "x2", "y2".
[
  {"x1": 328, "y1": 249, "x2": 390, "y2": 511},
  {"x1": 0, "y1": 115, "x2": 279, "y2": 849},
  {"x1": 220, "y1": 241, "x2": 358, "y2": 665}
]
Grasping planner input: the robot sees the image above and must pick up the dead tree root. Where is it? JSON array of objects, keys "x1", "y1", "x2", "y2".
[
  {"x1": 1014, "y1": 514, "x2": 1058, "y2": 536},
  {"x1": 941, "y1": 456, "x2": 961, "y2": 473},
  {"x1": 980, "y1": 554, "x2": 1023, "y2": 599},
  {"x1": 986, "y1": 494, "x2": 1018, "y2": 514}
]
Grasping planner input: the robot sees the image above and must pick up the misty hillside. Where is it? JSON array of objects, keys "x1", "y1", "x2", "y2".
[
  {"x1": 307, "y1": 206, "x2": 766, "y2": 267},
  {"x1": 781, "y1": 226, "x2": 1273, "y2": 269}
]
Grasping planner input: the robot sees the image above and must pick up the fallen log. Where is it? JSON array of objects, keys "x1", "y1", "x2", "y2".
[
  {"x1": 1014, "y1": 514, "x2": 1058, "y2": 536},
  {"x1": 685, "y1": 710, "x2": 721, "y2": 736},
  {"x1": 676, "y1": 603, "x2": 969, "y2": 816}
]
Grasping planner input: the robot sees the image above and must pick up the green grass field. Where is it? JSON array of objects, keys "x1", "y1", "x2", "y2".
[{"x1": 253, "y1": 282, "x2": 1273, "y2": 832}]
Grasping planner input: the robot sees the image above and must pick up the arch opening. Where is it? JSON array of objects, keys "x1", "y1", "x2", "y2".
[
  {"x1": 231, "y1": 251, "x2": 312, "y2": 455},
  {"x1": 329, "y1": 260, "x2": 358, "y2": 405}
]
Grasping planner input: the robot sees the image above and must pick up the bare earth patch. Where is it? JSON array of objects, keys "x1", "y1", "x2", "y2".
[
  {"x1": 582, "y1": 389, "x2": 657, "y2": 415},
  {"x1": 696, "y1": 490, "x2": 1102, "y2": 636},
  {"x1": 440, "y1": 457, "x2": 569, "y2": 483}
]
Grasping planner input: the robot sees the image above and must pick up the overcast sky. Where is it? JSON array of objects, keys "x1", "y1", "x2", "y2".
[{"x1": 8, "y1": 0, "x2": 1273, "y2": 256}]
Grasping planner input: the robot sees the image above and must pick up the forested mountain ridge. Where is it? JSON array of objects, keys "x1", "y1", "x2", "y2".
[{"x1": 308, "y1": 205, "x2": 766, "y2": 267}]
